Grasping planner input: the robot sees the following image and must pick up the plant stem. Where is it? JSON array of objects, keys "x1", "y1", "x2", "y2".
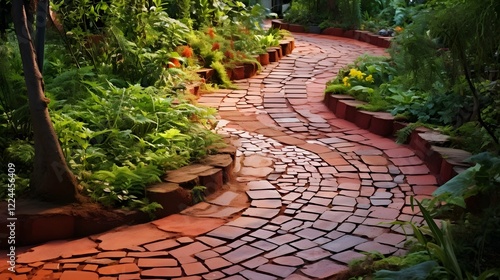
[{"x1": 459, "y1": 46, "x2": 499, "y2": 145}]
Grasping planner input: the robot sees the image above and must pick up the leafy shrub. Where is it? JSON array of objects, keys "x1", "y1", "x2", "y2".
[
  {"x1": 1, "y1": 0, "x2": 283, "y2": 209},
  {"x1": 45, "y1": 74, "x2": 221, "y2": 208},
  {"x1": 338, "y1": 0, "x2": 362, "y2": 29},
  {"x1": 283, "y1": 1, "x2": 317, "y2": 25}
]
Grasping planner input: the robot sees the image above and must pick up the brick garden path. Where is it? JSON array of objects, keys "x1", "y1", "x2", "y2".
[{"x1": 3, "y1": 33, "x2": 437, "y2": 280}]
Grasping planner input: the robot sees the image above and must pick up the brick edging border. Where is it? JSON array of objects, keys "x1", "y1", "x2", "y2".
[
  {"x1": 324, "y1": 94, "x2": 472, "y2": 185},
  {"x1": 0, "y1": 143, "x2": 238, "y2": 249},
  {"x1": 271, "y1": 19, "x2": 392, "y2": 48}
]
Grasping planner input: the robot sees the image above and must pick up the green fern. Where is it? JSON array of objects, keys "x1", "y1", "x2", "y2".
[
  {"x1": 210, "y1": 61, "x2": 235, "y2": 89},
  {"x1": 395, "y1": 122, "x2": 433, "y2": 144},
  {"x1": 139, "y1": 201, "x2": 163, "y2": 220},
  {"x1": 192, "y1": 185, "x2": 207, "y2": 204}
]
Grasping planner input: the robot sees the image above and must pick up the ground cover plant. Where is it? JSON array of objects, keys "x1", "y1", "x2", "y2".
[
  {"x1": 0, "y1": 0, "x2": 281, "y2": 211},
  {"x1": 325, "y1": 0, "x2": 500, "y2": 154}
]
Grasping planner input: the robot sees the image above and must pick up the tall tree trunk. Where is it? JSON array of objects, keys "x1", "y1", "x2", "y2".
[
  {"x1": 12, "y1": 0, "x2": 81, "y2": 203},
  {"x1": 35, "y1": 0, "x2": 48, "y2": 74}
]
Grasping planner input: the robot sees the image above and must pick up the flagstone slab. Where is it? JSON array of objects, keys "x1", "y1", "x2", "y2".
[
  {"x1": 389, "y1": 156, "x2": 424, "y2": 166},
  {"x1": 242, "y1": 208, "x2": 280, "y2": 219},
  {"x1": 153, "y1": 215, "x2": 226, "y2": 236},
  {"x1": 374, "y1": 233, "x2": 407, "y2": 246},
  {"x1": 330, "y1": 250, "x2": 366, "y2": 264},
  {"x1": 182, "y1": 262, "x2": 209, "y2": 275},
  {"x1": 17, "y1": 238, "x2": 98, "y2": 264},
  {"x1": 250, "y1": 240, "x2": 279, "y2": 252},
  {"x1": 141, "y1": 267, "x2": 183, "y2": 278},
  {"x1": 239, "y1": 269, "x2": 277, "y2": 280},
  {"x1": 239, "y1": 166, "x2": 274, "y2": 177},
  {"x1": 384, "y1": 148, "x2": 416, "y2": 158},
  {"x1": 227, "y1": 217, "x2": 268, "y2": 229},
  {"x1": 301, "y1": 259, "x2": 348, "y2": 278},
  {"x1": 243, "y1": 155, "x2": 275, "y2": 168},
  {"x1": 60, "y1": 271, "x2": 98, "y2": 280},
  {"x1": 207, "y1": 226, "x2": 250, "y2": 240},
  {"x1": 97, "y1": 263, "x2": 140, "y2": 275},
  {"x1": 296, "y1": 247, "x2": 332, "y2": 261},
  {"x1": 264, "y1": 244, "x2": 298, "y2": 259},
  {"x1": 246, "y1": 189, "x2": 282, "y2": 200},
  {"x1": 273, "y1": 256, "x2": 305, "y2": 266},
  {"x1": 399, "y1": 165, "x2": 430, "y2": 175},
  {"x1": 183, "y1": 203, "x2": 244, "y2": 219},
  {"x1": 321, "y1": 235, "x2": 368, "y2": 253},
  {"x1": 247, "y1": 180, "x2": 276, "y2": 190},
  {"x1": 242, "y1": 256, "x2": 269, "y2": 269},
  {"x1": 222, "y1": 245, "x2": 264, "y2": 264},
  {"x1": 257, "y1": 264, "x2": 297, "y2": 278},
  {"x1": 208, "y1": 191, "x2": 240, "y2": 206},
  {"x1": 320, "y1": 211, "x2": 351, "y2": 223},
  {"x1": 355, "y1": 241, "x2": 398, "y2": 255},
  {"x1": 250, "y1": 199, "x2": 282, "y2": 208},
  {"x1": 204, "y1": 257, "x2": 232, "y2": 270},
  {"x1": 406, "y1": 175, "x2": 438, "y2": 185},
  {"x1": 95, "y1": 223, "x2": 174, "y2": 251}
]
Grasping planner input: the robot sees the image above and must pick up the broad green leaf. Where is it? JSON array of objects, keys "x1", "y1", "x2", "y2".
[
  {"x1": 416, "y1": 199, "x2": 444, "y2": 245},
  {"x1": 433, "y1": 164, "x2": 480, "y2": 201},
  {"x1": 374, "y1": 260, "x2": 439, "y2": 280}
]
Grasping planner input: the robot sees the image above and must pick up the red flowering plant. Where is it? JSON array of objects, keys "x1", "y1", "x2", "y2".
[
  {"x1": 207, "y1": 27, "x2": 216, "y2": 39},
  {"x1": 211, "y1": 42, "x2": 220, "y2": 51},
  {"x1": 177, "y1": 46, "x2": 194, "y2": 58},
  {"x1": 166, "y1": 51, "x2": 184, "y2": 68}
]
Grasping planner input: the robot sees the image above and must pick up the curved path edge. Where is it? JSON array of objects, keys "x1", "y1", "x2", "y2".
[{"x1": 2, "y1": 33, "x2": 437, "y2": 280}]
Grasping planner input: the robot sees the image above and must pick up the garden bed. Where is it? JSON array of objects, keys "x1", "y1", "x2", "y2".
[
  {"x1": 324, "y1": 93, "x2": 472, "y2": 185},
  {"x1": 271, "y1": 19, "x2": 392, "y2": 48},
  {"x1": 0, "y1": 141, "x2": 237, "y2": 249}
]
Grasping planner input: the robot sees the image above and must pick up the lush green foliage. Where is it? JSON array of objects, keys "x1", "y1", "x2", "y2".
[
  {"x1": 283, "y1": 0, "x2": 424, "y2": 31},
  {"x1": 1, "y1": 0, "x2": 280, "y2": 210},
  {"x1": 349, "y1": 153, "x2": 500, "y2": 279},
  {"x1": 284, "y1": 0, "x2": 362, "y2": 29},
  {"x1": 433, "y1": 153, "x2": 500, "y2": 209},
  {"x1": 326, "y1": 0, "x2": 500, "y2": 153},
  {"x1": 361, "y1": 0, "x2": 423, "y2": 32},
  {"x1": 327, "y1": 54, "x2": 467, "y2": 125},
  {"x1": 46, "y1": 72, "x2": 221, "y2": 207},
  {"x1": 0, "y1": 39, "x2": 32, "y2": 198}
]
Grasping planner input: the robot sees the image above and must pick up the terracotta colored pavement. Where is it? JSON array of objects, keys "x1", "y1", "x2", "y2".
[{"x1": 2, "y1": 33, "x2": 438, "y2": 280}]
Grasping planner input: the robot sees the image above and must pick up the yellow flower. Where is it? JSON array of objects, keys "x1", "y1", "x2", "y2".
[
  {"x1": 365, "y1": 74, "x2": 374, "y2": 83},
  {"x1": 342, "y1": 76, "x2": 350, "y2": 87},
  {"x1": 349, "y1": 68, "x2": 366, "y2": 80}
]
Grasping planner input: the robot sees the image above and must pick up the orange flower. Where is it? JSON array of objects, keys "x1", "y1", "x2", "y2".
[
  {"x1": 211, "y1": 42, "x2": 220, "y2": 51},
  {"x1": 207, "y1": 28, "x2": 215, "y2": 39},
  {"x1": 224, "y1": 50, "x2": 234, "y2": 59},
  {"x1": 168, "y1": 58, "x2": 181, "y2": 68},
  {"x1": 180, "y1": 46, "x2": 193, "y2": 58}
]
